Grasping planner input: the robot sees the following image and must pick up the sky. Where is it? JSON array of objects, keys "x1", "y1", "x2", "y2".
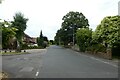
[{"x1": 0, "y1": 0, "x2": 119, "y2": 40}]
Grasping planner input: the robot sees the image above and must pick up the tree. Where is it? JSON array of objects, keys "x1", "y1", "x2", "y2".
[
  {"x1": 54, "y1": 28, "x2": 70, "y2": 45},
  {"x1": 37, "y1": 30, "x2": 48, "y2": 48},
  {"x1": 54, "y1": 30, "x2": 60, "y2": 45},
  {"x1": 11, "y1": 12, "x2": 28, "y2": 51},
  {"x1": 62, "y1": 11, "x2": 89, "y2": 29},
  {"x1": 92, "y1": 16, "x2": 120, "y2": 48},
  {"x1": 61, "y1": 11, "x2": 89, "y2": 45},
  {"x1": 76, "y1": 28, "x2": 92, "y2": 52},
  {"x1": 37, "y1": 30, "x2": 44, "y2": 47},
  {"x1": 49, "y1": 40, "x2": 54, "y2": 45},
  {"x1": 43, "y1": 36, "x2": 48, "y2": 42},
  {"x1": 1, "y1": 20, "x2": 17, "y2": 49}
]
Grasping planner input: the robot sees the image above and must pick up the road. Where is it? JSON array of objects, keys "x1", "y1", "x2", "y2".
[{"x1": 2, "y1": 45, "x2": 118, "y2": 78}]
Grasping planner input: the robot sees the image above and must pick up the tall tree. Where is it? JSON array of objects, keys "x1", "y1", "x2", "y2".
[
  {"x1": 43, "y1": 36, "x2": 48, "y2": 42},
  {"x1": 40, "y1": 30, "x2": 43, "y2": 38},
  {"x1": 54, "y1": 28, "x2": 69, "y2": 45},
  {"x1": 37, "y1": 30, "x2": 44, "y2": 47},
  {"x1": 11, "y1": 12, "x2": 28, "y2": 51},
  {"x1": 62, "y1": 11, "x2": 89, "y2": 30},
  {"x1": 59, "y1": 11, "x2": 89, "y2": 45}
]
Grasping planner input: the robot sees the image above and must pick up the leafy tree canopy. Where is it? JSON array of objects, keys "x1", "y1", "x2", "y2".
[
  {"x1": 62, "y1": 11, "x2": 89, "y2": 30},
  {"x1": 55, "y1": 11, "x2": 89, "y2": 45},
  {"x1": 92, "y1": 16, "x2": 120, "y2": 48},
  {"x1": 1, "y1": 20, "x2": 17, "y2": 49},
  {"x1": 11, "y1": 12, "x2": 28, "y2": 40}
]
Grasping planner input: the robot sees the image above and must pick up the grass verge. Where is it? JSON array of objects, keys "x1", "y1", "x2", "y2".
[{"x1": 0, "y1": 52, "x2": 30, "y2": 56}]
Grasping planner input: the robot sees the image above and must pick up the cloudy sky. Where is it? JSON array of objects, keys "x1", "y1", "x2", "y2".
[{"x1": 0, "y1": 0, "x2": 119, "y2": 40}]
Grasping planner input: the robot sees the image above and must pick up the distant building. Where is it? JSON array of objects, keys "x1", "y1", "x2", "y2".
[
  {"x1": 118, "y1": 1, "x2": 120, "y2": 16},
  {"x1": 23, "y1": 33, "x2": 37, "y2": 45}
]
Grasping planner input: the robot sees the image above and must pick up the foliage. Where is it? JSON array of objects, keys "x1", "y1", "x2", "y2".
[
  {"x1": 21, "y1": 43, "x2": 28, "y2": 49},
  {"x1": 49, "y1": 40, "x2": 54, "y2": 45},
  {"x1": 55, "y1": 11, "x2": 89, "y2": 45},
  {"x1": 62, "y1": 11, "x2": 89, "y2": 29},
  {"x1": 11, "y1": 12, "x2": 28, "y2": 50},
  {"x1": 27, "y1": 46, "x2": 43, "y2": 49},
  {"x1": 87, "y1": 43, "x2": 106, "y2": 53},
  {"x1": 43, "y1": 36, "x2": 48, "y2": 42},
  {"x1": 54, "y1": 28, "x2": 69, "y2": 45},
  {"x1": 37, "y1": 30, "x2": 44, "y2": 46},
  {"x1": 92, "y1": 16, "x2": 120, "y2": 48},
  {"x1": 1, "y1": 20, "x2": 17, "y2": 49},
  {"x1": 76, "y1": 28, "x2": 92, "y2": 52},
  {"x1": 37, "y1": 30, "x2": 48, "y2": 48},
  {"x1": 0, "y1": 19, "x2": 2, "y2": 49}
]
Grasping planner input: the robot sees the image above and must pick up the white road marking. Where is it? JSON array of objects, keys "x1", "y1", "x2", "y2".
[
  {"x1": 90, "y1": 57, "x2": 118, "y2": 68},
  {"x1": 35, "y1": 71, "x2": 39, "y2": 76}
]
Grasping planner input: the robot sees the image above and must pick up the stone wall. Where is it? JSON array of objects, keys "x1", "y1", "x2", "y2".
[
  {"x1": 71, "y1": 44, "x2": 79, "y2": 52},
  {"x1": 85, "y1": 49, "x2": 112, "y2": 60},
  {"x1": 71, "y1": 45, "x2": 112, "y2": 60}
]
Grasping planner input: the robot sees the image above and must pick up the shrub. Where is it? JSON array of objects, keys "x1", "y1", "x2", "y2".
[
  {"x1": 21, "y1": 44, "x2": 28, "y2": 49},
  {"x1": 27, "y1": 46, "x2": 44, "y2": 49},
  {"x1": 76, "y1": 28, "x2": 92, "y2": 52},
  {"x1": 87, "y1": 44, "x2": 106, "y2": 53}
]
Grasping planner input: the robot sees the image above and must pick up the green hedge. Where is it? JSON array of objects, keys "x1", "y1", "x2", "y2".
[
  {"x1": 86, "y1": 44, "x2": 106, "y2": 53},
  {"x1": 21, "y1": 44, "x2": 44, "y2": 49},
  {"x1": 27, "y1": 46, "x2": 44, "y2": 49}
]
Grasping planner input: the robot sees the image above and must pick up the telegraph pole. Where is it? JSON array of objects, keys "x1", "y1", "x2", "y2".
[{"x1": 59, "y1": 37, "x2": 61, "y2": 45}]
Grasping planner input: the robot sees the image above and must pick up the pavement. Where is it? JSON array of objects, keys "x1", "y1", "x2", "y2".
[{"x1": 2, "y1": 45, "x2": 119, "y2": 78}]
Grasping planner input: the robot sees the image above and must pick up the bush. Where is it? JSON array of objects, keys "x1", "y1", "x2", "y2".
[
  {"x1": 87, "y1": 44, "x2": 106, "y2": 53},
  {"x1": 21, "y1": 44, "x2": 28, "y2": 49},
  {"x1": 79, "y1": 45, "x2": 86, "y2": 52},
  {"x1": 76, "y1": 28, "x2": 92, "y2": 52},
  {"x1": 21, "y1": 43, "x2": 44, "y2": 49},
  {"x1": 27, "y1": 46, "x2": 44, "y2": 49}
]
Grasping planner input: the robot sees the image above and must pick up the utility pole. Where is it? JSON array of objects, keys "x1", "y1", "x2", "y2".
[
  {"x1": 73, "y1": 24, "x2": 75, "y2": 49},
  {"x1": 73, "y1": 26, "x2": 74, "y2": 46},
  {"x1": 59, "y1": 37, "x2": 61, "y2": 45}
]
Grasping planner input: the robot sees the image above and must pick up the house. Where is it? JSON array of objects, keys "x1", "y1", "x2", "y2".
[{"x1": 23, "y1": 33, "x2": 37, "y2": 46}]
